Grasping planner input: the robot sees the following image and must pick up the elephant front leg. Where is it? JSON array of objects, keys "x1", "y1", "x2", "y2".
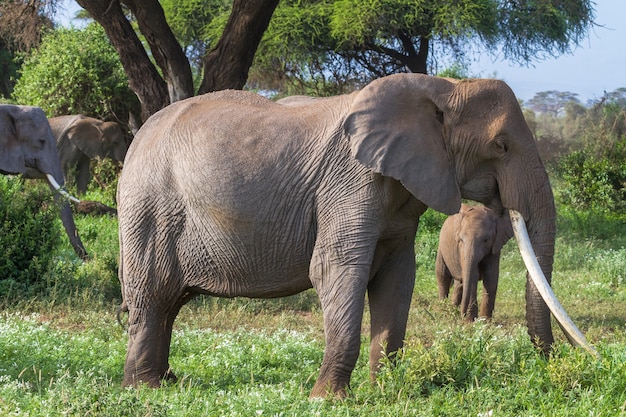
[
  {"x1": 309, "y1": 251, "x2": 369, "y2": 398},
  {"x1": 435, "y1": 250, "x2": 453, "y2": 300},
  {"x1": 367, "y1": 244, "x2": 415, "y2": 381},
  {"x1": 76, "y1": 154, "x2": 91, "y2": 195},
  {"x1": 479, "y1": 256, "x2": 501, "y2": 319}
]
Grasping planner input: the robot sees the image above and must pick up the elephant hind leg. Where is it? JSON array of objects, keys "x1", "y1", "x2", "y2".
[
  {"x1": 122, "y1": 293, "x2": 192, "y2": 387},
  {"x1": 451, "y1": 281, "x2": 463, "y2": 306},
  {"x1": 123, "y1": 313, "x2": 173, "y2": 387}
]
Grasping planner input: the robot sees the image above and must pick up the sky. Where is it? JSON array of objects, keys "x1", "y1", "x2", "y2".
[
  {"x1": 469, "y1": 0, "x2": 626, "y2": 104},
  {"x1": 55, "y1": 0, "x2": 624, "y2": 104}
]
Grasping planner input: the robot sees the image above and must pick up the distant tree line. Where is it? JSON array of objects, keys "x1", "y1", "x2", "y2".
[{"x1": 525, "y1": 89, "x2": 626, "y2": 213}]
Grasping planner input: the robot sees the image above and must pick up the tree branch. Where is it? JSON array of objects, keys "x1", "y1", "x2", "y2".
[{"x1": 76, "y1": 0, "x2": 168, "y2": 121}]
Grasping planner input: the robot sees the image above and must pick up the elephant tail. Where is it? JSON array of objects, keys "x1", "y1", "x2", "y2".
[{"x1": 116, "y1": 301, "x2": 129, "y2": 330}]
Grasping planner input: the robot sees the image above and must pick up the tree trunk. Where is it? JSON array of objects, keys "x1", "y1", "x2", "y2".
[
  {"x1": 398, "y1": 32, "x2": 429, "y2": 75},
  {"x1": 75, "y1": 0, "x2": 169, "y2": 121},
  {"x1": 124, "y1": 0, "x2": 194, "y2": 103},
  {"x1": 199, "y1": 0, "x2": 280, "y2": 94}
]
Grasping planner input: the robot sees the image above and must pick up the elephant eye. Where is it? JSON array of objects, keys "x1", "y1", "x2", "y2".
[{"x1": 495, "y1": 137, "x2": 509, "y2": 154}]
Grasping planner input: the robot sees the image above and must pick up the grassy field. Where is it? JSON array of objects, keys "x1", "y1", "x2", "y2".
[{"x1": 1, "y1": 192, "x2": 625, "y2": 416}]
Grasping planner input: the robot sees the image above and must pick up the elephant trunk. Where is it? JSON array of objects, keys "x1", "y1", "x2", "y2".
[
  {"x1": 460, "y1": 245, "x2": 480, "y2": 321},
  {"x1": 523, "y1": 204, "x2": 555, "y2": 353},
  {"x1": 44, "y1": 174, "x2": 88, "y2": 260}
]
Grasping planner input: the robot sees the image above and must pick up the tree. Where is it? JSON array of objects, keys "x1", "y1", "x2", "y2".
[
  {"x1": 0, "y1": 0, "x2": 56, "y2": 51},
  {"x1": 74, "y1": 0, "x2": 280, "y2": 121},
  {"x1": 12, "y1": 24, "x2": 139, "y2": 124},
  {"x1": 246, "y1": 0, "x2": 595, "y2": 95},
  {"x1": 527, "y1": 90, "x2": 581, "y2": 118},
  {"x1": 0, "y1": 0, "x2": 56, "y2": 98}
]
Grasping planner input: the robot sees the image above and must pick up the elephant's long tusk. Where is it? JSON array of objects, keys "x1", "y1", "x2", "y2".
[
  {"x1": 45, "y1": 174, "x2": 81, "y2": 204},
  {"x1": 509, "y1": 210, "x2": 598, "y2": 357}
]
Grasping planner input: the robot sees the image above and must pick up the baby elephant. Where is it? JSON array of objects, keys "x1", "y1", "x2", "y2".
[{"x1": 436, "y1": 204, "x2": 514, "y2": 321}]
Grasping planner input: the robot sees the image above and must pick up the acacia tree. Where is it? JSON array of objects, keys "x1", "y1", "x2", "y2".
[
  {"x1": 74, "y1": 0, "x2": 279, "y2": 121},
  {"x1": 249, "y1": 0, "x2": 595, "y2": 95},
  {"x1": 527, "y1": 90, "x2": 581, "y2": 118}
]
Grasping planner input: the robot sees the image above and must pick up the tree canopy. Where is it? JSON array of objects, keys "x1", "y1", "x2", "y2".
[
  {"x1": 247, "y1": 0, "x2": 595, "y2": 95},
  {"x1": 2, "y1": 0, "x2": 596, "y2": 118}
]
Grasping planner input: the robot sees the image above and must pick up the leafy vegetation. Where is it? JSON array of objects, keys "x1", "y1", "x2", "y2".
[
  {"x1": 527, "y1": 88, "x2": 626, "y2": 214},
  {"x1": 11, "y1": 24, "x2": 139, "y2": 121},
  {"x1": 0, "y1": 177, "x2": 60, "y2": 290},
  {"x1": 0, "y1": 187, "x2": 625, "y2": 415}
]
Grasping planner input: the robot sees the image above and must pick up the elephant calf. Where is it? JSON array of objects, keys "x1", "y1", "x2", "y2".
[{"x1": 436, "y1": 204, "x2": 513, "y2": 321}]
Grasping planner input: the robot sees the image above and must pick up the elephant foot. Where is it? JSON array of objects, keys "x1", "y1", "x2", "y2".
[
  {"x1": 164, "y1": 367, "x2": 178, "y2": 383},
  {"x1": 310, "y1": 379, "x2": 348, "y2": 399},
  {"x1": 122, "y1": 367, "x2": 177, "y2": 388}
]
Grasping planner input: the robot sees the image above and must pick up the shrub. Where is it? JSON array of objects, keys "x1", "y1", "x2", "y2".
[
  {"x1": 555, "y1": 91, "x2": 626, "y2": 213},
  {"x1": 556, "y1": 136, "x2": 626, "y2": 213},
  {"x1": 11, "y1": 23, "x2": 139, "y2": 121},
  {"x1": 0, "y1": 177, "x2": 61, "y2": 290}
]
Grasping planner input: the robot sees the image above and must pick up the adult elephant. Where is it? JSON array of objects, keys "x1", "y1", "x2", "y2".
[
  {"x1": 117, "y1": 74, "x2": 592, "y2": 397},
  {"x1": 436, "y1": 204, "x2": 513, "y2": 321},
  {"x1": 50, "y1": 115, "x2": 128, "y2": 195},
  {"x1": 0, "y1": 104, "x2": 88, "y2": 260}
]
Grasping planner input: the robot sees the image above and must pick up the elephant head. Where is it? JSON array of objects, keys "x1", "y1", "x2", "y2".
[
  {"x1": 0, "y1": 104, "x2": 88, "y2": 260},
  {"x1": 345, "y1": 74, "x2": 588, "y2": 353},
  {"x1": 51, "y1": 115, "x2": 129, "y2": 194}
]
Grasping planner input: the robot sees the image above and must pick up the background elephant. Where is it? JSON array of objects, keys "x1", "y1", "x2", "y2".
[
  {"x1": 117, "y1": 74, "x2": 585, "y2": 397},
  {"x1": 50, "y1": 115, "x2": 128, "y2": 194},
  {"x1": 0, "y1": 104, "x2": 87, "y2": 260},
  {"x1": 436, "y1": 204, "x2": 513, "y2": 321}
]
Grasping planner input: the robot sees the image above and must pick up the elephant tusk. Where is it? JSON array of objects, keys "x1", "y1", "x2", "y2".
[
  {"x1": 509, "y1": 210, "x2": 598, "y2": 357},
  {"x1": 45, "y1": 174, "x2": 81, "y2": 204}
]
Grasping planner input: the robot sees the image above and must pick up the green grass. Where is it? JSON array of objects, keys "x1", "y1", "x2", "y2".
[{"x1": 1, "y1": 201, "x2": 626, "y2": 416}]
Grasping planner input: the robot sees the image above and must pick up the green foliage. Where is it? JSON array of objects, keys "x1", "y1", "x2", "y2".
[
  {"x1": 436, "y1": 63, "x2": 470, "y2": 79},
  {"x1": 0, "y1": 177, "x2": 61, "y2": 290},
  {"x1": 556, "y1": 144, "x2": 626, "y2": 213},
  {"x1": 554, "y1": 91, "x2": 626, "y2": 213},
  {"x1": 160, "y1": 0, "x2": 230, "y2": 85},
  {"x1": 12, "y1": 24, "x2": 139, "y2": 120},
  {"x1": 247, "y1": 0, "x2": 593, "y2": 94},
  {"x1": 0, "y1": 41, "x2": 20, "y2": 99}
]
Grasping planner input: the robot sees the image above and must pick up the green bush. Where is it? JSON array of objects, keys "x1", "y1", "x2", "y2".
[
  {"x1": 556, "y1": 138, "x2": 626, "y2": 213},
  {"x1": 12, "y1": 23, "x2": 139, "y2": 121},
  {"x1": 0, "y1": 177, "x2": 61, "y2": 290},
  {"x1": 555, "y1": 92, "x2": 626, "y2": 213}
]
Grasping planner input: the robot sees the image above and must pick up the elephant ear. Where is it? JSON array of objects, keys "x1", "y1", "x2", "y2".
[
  {"x1": 68, "y1": 119, "x2": 104, "y2": 159},
  {"x1": 0, "y1": 105, "x2": 26, "y2": 174},
  {"x1": 493, "y1": 210, "x2": 514, "y2": 254},
  {"x1": 344, "y1": 74, "x2": 461, "y2": 215}
]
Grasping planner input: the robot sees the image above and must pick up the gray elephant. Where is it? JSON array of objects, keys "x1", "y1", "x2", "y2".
[
  {"x1": 50, "y1": 115, "x2": 128, "y2": 194},
  {"x1": 436, "y1": 204, "x2": 513, "y2": 321},
  {"x1": 117, "y1": 74, "x2": 588, "y2": 397},
  {"x1": 0, "y1": 104, "x2": 87, "y2": 260}
]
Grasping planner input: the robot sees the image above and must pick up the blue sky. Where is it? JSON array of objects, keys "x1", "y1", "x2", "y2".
[
  {"x1": 56, "y1": 1, "x2": 624, "y2": 104},
  {"x1": 469, "y1": 0, "x2": 626, "y2": 104}
]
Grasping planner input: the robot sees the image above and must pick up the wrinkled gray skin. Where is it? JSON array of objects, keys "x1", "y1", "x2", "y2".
[
  {"x1": 50, "y1": 115, "x2": 128, "y2": 195},
  {"x1": 0, "y1": 105, "x2": 88, "y2": 260},
  {"x1": 436, "y1": 204, "x2": 513, "y2": 321},
  {"x1": 117, "y1": 74, "x2": 557, "y2": 397}
]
